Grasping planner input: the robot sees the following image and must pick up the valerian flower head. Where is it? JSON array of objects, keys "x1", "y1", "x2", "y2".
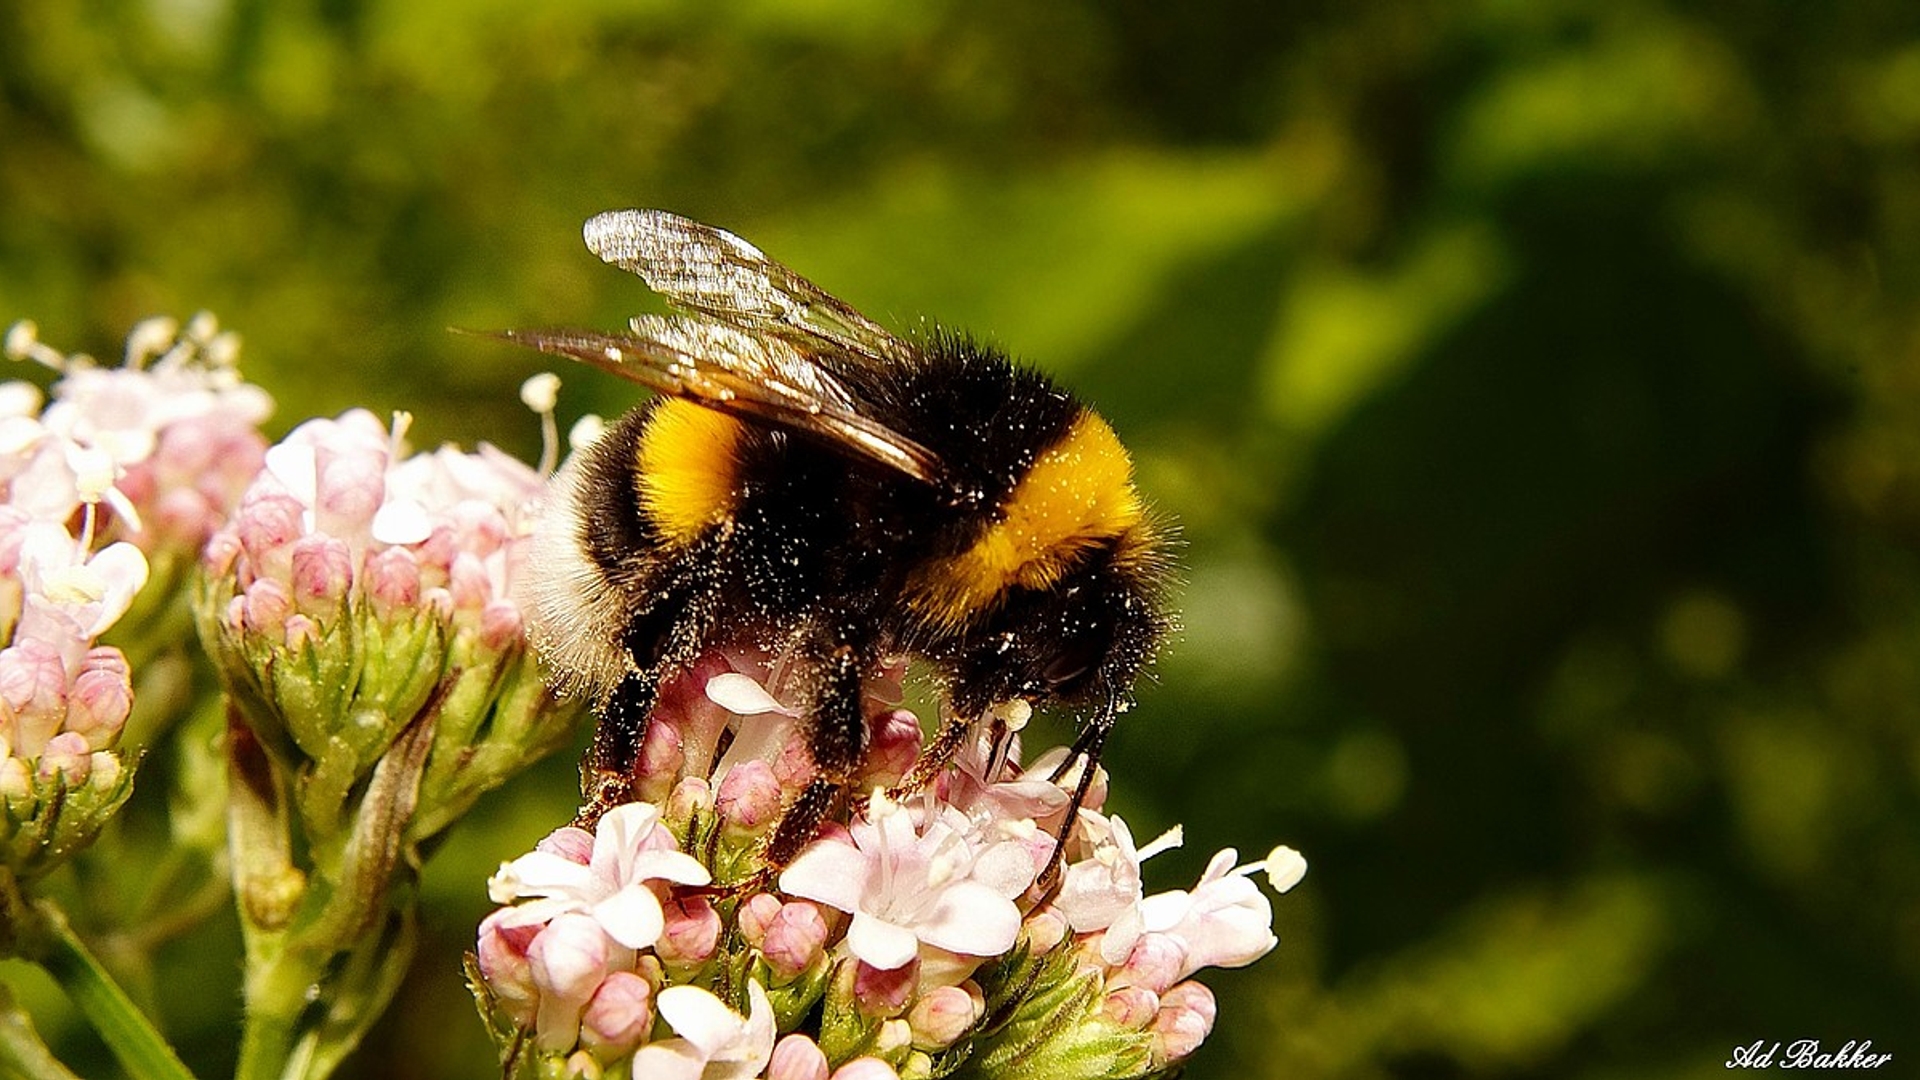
[
  {"x1": 195, "y1": 395, "x2": 589, "y2": 1077},
  {"x1": 472, "y1": 644, "x2": 1305, "y2": 1080},
  {"x1": 196, "y1": 407, "x2": 586, "y2": 848}
]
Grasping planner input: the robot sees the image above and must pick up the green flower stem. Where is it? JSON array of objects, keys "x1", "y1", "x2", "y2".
[{"x1": 30, "y1": 901, "x2": 200, "y2": 1080}]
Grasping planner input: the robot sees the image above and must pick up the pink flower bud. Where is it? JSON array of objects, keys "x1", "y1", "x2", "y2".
[
  {"x1": 1, "y1": 641, "x2": 68, "y2": 755},
  {"x1": 737, "y1": 892, "x2": 783, "y2": 946},
  {"x1": 853, "y1": 957, "x2": 917, "y2": 1019},
  {"x1": 716, "y1": 759, "x2": 782, "y2": 831},
  {"x1": 65, "y1": 664, "x2": 131, "y2": 747},
  {"x1": 535, "y1": 825, "x2": 595, "y2": 865},
  {"x1": 1021, "y1": 907, "x2": 1070, "y2": 955},
  {"x1": 1101, "y1": 986, "x2": 1159, "y2": 1030},
  {"x1": 767, "y1": 1033, "x2": 831, "y2": 1080},
  {"x1": 313, "y1": 442, "x2": 385, "y2": 537},
  {"x1": 527, "y1": 913, "x2": 621, "y2": 1052},
  {"x1": 242, "y1": 579, "x2": 294, "y2": 634},
  {"x1": 203, "y1": 530, "x2": 241, "y2": 577},
  {"x1": 476, "y1": 909, "x2": 540, "y2": 1026},
  {"x1": 1149, "y1": 981, "x2": 1216, "y2": 1066},
  {"x1": 1113, "y1": 933, "x2": 1190, "y2": 995},
  {"x1": 237, "y1": 493, "x2": 305, "y2": 570},
  {"x1": 364, "y1": 547, "x2": 421, "y2": 617},
  {"x1": 289, "y1": 535, "x2": 352, "y2": 617},
  {"x1": 861, "y1": 709, "x2": 922, "y2": 788},
  {"x1": 907, "y1": 983, "x2": 984, "y2": 1050},
  {"x1": 579, "y1": 971, "x2": 653, "y2": 1057},
  {"x1": 655, "y1": 897, "x2": 721, "y2": 967},
  {"x1": 283, "y1": 614, "x2": 320, "y2": 651},
  {"x1": 0, "y1": 758, "x2": 31, "y2": 799},
  {"x1": 479, "y1": 600, "x2": 523, "y2": 652},
  {"x1": 448, "y1": 551, "x2": 491, "y2": 609},
  {"x1": 665, "y1": 775, "x2": 712, "y2": 824},
  {"x1": 86, "y1": 751, "x2": 122, "y2": 791},
  {"x1": 830, "y1": 1054, "x2": 902, "y2": 1080},
  {"x1": 634, "y1": 715, "x2": 685, "y2": 798},
  {"x1": 762, "y1": 901, "x2": 829, "y2": 982},
  {"x1": 35, "y1": 731, "x2": 92, "y2": 783}
]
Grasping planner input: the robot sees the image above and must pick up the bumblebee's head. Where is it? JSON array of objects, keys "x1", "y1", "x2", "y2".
[{"x1": 948, "y1": 535, "x2": 1172, "y2": 722}]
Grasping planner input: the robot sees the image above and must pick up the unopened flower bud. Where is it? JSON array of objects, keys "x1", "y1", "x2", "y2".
[
  {"x1": 64, "y1": 664, "x2": 132, "y2": 746},
  {"x1": 479, "y1": 600, "x2": 523, "y2": 652},
  {"x1": 579, "y1": 971, "x2": 653, "y2": 1056},
  {"x1": 665, "y1": 775, "x2": 713, "y2": 824},
  {"x1": 534, "y1": 825, "x2": 595, "y2": 865},
  {"x1": 289, "y1": 535, "x2": 353, "y2": 617},
  {"x1": 237, "y1": 493, "x2": 305, "y2": 568},
  {"x1": 0, "y1": 758, "x2": 31, "y2": 799},
  {"x1": 476, "y1": 910, "x2": 539, "y2": 1026},
  {"x1": 656, "y1": 897, "x2": 722, "y2": 967},
  {"x1": 763, "y1": 900, "x2": 829, "y2": 982},
  {"x1": 853, "y1": 958, "x2": 918, "y2": 1019},
  {"x1": 364, "y1": 547, "x2": 421, "y2": 616},
  {"x1": 738, "y1": 892, "x2": 783, "y2": 946},
  {"x1": 35, "y1": 731, "x2": 93, "y2": 783},
  {"x1": 1113, "y1": 933, "x2": 1189, "y2": 995},
  {"x1": 830, "y1": 1058, "x2": 901, "y2": 1080},
  {"x1": 875, "y1": 1019, "x2": 913, "y2": 1059},
  {"x1": 240, "y1": 579, "x2": 293, "y2": 633},
  {"x1": 768, "y1": 1033, "x2": 831, "y2": 1080},
  {"x1": 1149, "y1": 981, "x2": 1216, "y2": 1066},
  {"x1": 1022, "y1": 907, "x2": 1070, "y2": 955},
  {"x1": 906, "y1": 983, "x2": 983, "y2": 1050},
  {"x1": 86, "y1": 750, "x2": 122, "y2": 792},
  {"x1": 1101, "y1": 985, "x2": 1160, "y2": 1030},
  {"x1": 716, "y1": 759, "x2": 782, "y2": 832},
  {"x1": 633, "y1": 717, "x2": 684, "y2": 800}
]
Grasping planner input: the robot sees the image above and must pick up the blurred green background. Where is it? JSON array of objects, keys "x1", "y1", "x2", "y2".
[{"x1": 5, "y1": 0, "x2": 1920, "y2": 1077}]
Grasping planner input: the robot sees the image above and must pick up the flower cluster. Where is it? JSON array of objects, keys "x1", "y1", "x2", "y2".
[
  {"x1": 476, "y1": 651, "x2": 1305, "y2": 1080},
  {"x1": 194, "y1": 403, "x2": 591, "y2": 1074},
  {"x1": 2, "y1": 314, "x2": 269, "y2": 882}
]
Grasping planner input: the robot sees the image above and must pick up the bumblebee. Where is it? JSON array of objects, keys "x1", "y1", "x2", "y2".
[{"x1": 503, "y1": 210, "x2": 1174, "y2": 874}]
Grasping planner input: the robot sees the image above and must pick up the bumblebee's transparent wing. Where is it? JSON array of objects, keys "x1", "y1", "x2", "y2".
[
  {"x1": 583, "y1": 210, "x2": 908, "y2": 363},
  {"x1": 495, "y1": 319, "x2": 944, "y2": 485}
]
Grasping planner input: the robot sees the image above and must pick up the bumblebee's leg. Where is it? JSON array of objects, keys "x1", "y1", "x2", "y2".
[
  {"x1": 731, "y1": 623, "x2": 873, "y2": 891},
  {"x1": 887, "y1": 707, "x2": 974, "y2": 799},
  {"x1": 1039, "y1": 711, "x2": 1114, "y2": 888},
  {"x1": 575, "y1": 669, "x2": 660, "y2": 828}
]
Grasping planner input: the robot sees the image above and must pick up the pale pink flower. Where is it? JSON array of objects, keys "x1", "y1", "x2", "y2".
[
  {"x1": 628, "y1": 980, "x2": 776, "y2": 1080},
  {"x1": 766, "y1": 1034, "x2": 830, "y2": 1080},
  {"x1": 1130, "y1": 848, "x2": 1284, "y2": 987},
  {"x1": 1056, "y1": 811, "x2": 1182, "y2": 964},
  {"x1": 779, "y1": 793, "x2": 1028, "y2": 971},
  {"x1": 489, "y1": 801, "x2": 711, "y2": 950},
  {"x1": 527, "y1": 912, "x2": 637, "y2": 1052}
]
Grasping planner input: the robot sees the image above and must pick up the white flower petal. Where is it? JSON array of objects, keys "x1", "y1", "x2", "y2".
[
  {"x1": 492, "y1": 850, "x2": 593, "y2": 900},
  {"x1": 591, "y1": 883, "x2": 667, "y2": 949},
  {"x1": 972, "y1": 840, "x2": 1038, "y2": 900},
  {"x1": 370, "y1": 498, "x2": 434, "y2": 545},
  {"x1": 911, "y1": 880, "x2": 1021, "y2": 958},
  {"x1": 847, "y1": 912, "x2": 922, "y2": 970},
  {"x1": 778, "y1": 839, "x2": 872, "y2": 913},
  {"x1": 629, "y1": 1038, "x2": 710, "y2": 1080},
  {"x1": 706, "y1": 672, "x2": 793, "y2": 716},
  {"x1": 629, "y1": 848, "x2": 714, "y2": 888},
  {"x1": 657, "y1": 985, "x2": 749, "y2": 1059}
]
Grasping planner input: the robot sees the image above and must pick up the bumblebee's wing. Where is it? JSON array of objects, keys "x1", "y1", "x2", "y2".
[
  {"x1": 582, "y1": 209, "x2": 908, "y2": 363},
  {"x1": 496, "y1": 318, "x2": 945, "y2": 485}
]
